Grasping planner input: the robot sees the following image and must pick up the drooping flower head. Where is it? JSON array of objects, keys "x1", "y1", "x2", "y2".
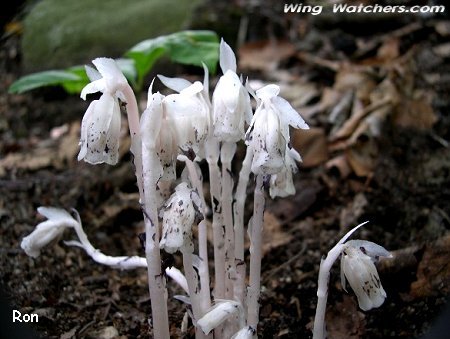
[
  {"x1": 78, "y1": 58, "x2": 128, "y2": 165},
  {"x1": 212, "y1": 39, "x2": 252, "y2": 142},
  {"x1": 141, "y1": 73, "x2": 210, "y2": 180},
  {"x1": 340, "y1": 240, "x2": 392, "y2": 311},
  {"x1": 21, "y1": 207, "x2": 79, "y2": 258},
  {"x1": 246, "y1": 84, "x2": 309, "y2": 175},
  {"x1": 162, "y1": 80, "x2": 210, "y2": 153}
]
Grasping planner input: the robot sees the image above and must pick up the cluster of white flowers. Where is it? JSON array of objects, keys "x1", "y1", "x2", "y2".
[{"x1": 21, "y1": 38, "x2": 392, "y2": 339}]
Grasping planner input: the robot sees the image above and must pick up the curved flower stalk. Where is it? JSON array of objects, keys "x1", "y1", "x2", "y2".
[
  {"x1": 212, "y1": 39, "x2": 252, "y2": 143},
  {"x1": 21, "y1": 207, "x2": 189, "y2": 292},
  {"x1": 246, "y1": 84, "x2": 309, "y2": 175},
  {"x1": 312, "y1": 222, "x2": 392, "y2": 339},
  {"x1": 78, "y1": 58, "x2": 128, "y2": 165}
]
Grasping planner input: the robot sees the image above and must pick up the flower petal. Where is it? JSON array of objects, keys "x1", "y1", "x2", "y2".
[
  {"x1": 273, "y1": 96, "x2": 309, "y2": 130},
  {"x1": 21, "y1": 207, "x2": 78, "y2": 258},
  {"x1": 85, "y1": 65, "x2": 101, "y2": 82},
  {"x1": 346, "y1": 240, "x2": 392, "y2": 260},
  {"x1": 215, "y1": 71, "x2": 242, "y2": 113},
  {"x1": 157, "y1": 74, "x2": 192, "y2": 93},
  {"x1": 92, "y1": 57, "x2": 126, "y2": 84},
  {"x1": 37, "y1": 206, "x2": 74, "y2": 222},
  {"x1": 80, "y1": 79, "x2": 106, "y2": 100},
  {"x1": 141, "y1": 91, "x2": 164, "y2": 149},
  {"x1": 341, "y1": 246, "x2": 387, "y2": 311},
  {"x1": 103, "y1": 99, "x2": 121, "y2": 165},
  {"x1": 219, "y1": 38, "x2": 237, "y2": 73},
  {"x1": 80, "y1": 94, "x2": 118, "y2": 164},
  {"x1": 256, "y1": 84, "x2": 280, "y2": 100},
  {"x1": 180, "y1": 81, "x2": 203, "y2": 97}
]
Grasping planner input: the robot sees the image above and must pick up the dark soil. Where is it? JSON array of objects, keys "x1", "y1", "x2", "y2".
[{"x1": 1, "y1": 4, "x2": 450, "y2": 339}]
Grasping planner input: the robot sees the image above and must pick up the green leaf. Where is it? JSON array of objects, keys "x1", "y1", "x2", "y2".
[
  {"x1": 9, "y1": 30, "x2": 220, "y2": 94},
  {"x1": 126, "y1": 39, "x2": 167, "y2": 89},
  {"x1": 8, "y1": 70, "x2": 87, "y2": 94},
  {"x1": 60, "y1": 66, "x2": 90, "y2": 94},
  {"x1": 165, "y1": 31, "x2": 219, "y2": 73},
  {"x1": 126, "y1": 30, "x2": 219, "y2": 89}
]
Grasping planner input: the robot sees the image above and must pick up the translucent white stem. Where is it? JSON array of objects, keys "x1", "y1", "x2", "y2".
[
  {"x1": 181, "y1": 245, "x2": 209, "y2": 339},
  {"x1": 64, "y1": 213, "x2": 188, "y2": 292},
  {"x1": 234, "y1": 145, "x2": 253, "y2": 306},
  {"x1": 221, "y1": 141, "x2": 237, "y2": 300},
  {"x1": 312, "y1": 221, "x2": 369, "y2": 339},
  {"x1": 206, "y1": 137, "x2": 225, "y2": 299},
  {"x1": 141, "y1": 148, "x2": 170, "y2": 339},
  {"x1": 246, "y1": 174, "x2": 265, "y2": 329},
  {"x1": 198, "y1": 219, "x2": 212, "y2": 315}
]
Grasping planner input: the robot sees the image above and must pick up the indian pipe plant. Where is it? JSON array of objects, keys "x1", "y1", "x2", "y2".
[{"x1": 19, "y1": 37, "x2": 392, "y2": 338}]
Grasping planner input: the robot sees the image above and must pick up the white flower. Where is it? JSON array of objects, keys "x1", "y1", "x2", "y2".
[
  {"x1": 21, "y1": 207, "x2": 78, "y2": 258},
  {"x1": 212, "y1": 39, "x2": 252, "y2": 142},
  {"x1": 141, "y1": 87, "x2": 174, "y2": 181},
  {"x1": 246, "y1": 84, "x2": 309, "y2": 175},
  {"x1": 163, "y1": 81, "x2": 210, "y2": 152},
  {"x1": 141, "y1": 76, "x2": 210, "y2": 180},
  {"x1": 78, "y1": 58, "x2": 128, "y2": 165},
  {"x1": 340, "y1": 240, "x2": 392, "y2": 311},
  {"x1": 159, "y1": 183, "x2": 200, "y2": 253}
]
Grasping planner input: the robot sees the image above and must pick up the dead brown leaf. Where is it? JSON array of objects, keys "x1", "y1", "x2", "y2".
[
  {"x1": 326, "y1": 294, "x2": 366, "y2": 339},
  {"x1": 238, "y1": 40, "x2": 296, "y2": 72},
  {"x1": 377, "y1": 37, "x2": 400, "y2": 61},
  {"x1": 345, "y1": 138, "x2": 378, "y2": 177},
  {"x1": 292, "y1": 127, "x2": 328, "y2": 168},
  {"x1": 410, "y1": 233, "x2": 450, "y2": 299},
  {"x1": 262, "y1": 212, "x2": 293, "y2": 256},
  {"x1": 334, "y1": 69, "x2": 376, "y2": 101},
  {"x1": 393, "y1": 92, "x2": 437, "y2": 130},
  {"x1": 432, "y1": 42, "x2": 450, "y2": 58},
  {"x1": 325, "y1": 155, "x2": 352, "y2": 179}
]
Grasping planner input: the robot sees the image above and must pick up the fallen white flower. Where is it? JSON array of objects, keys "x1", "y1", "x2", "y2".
[{"x1": 21, "y1": 207, "x2": 79, "y2": 258}]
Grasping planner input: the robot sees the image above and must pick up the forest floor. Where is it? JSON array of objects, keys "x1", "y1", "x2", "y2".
[{"x1": 1, "y1": 3, "x2": 449, "y2": 338}]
